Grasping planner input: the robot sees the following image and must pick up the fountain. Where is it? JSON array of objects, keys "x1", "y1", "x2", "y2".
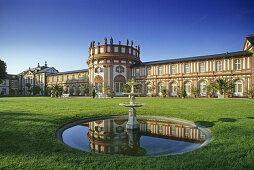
[
  {"x1": 58, "y1": 79, "x2": 212, "y2": 156},
  {"x1": 119, "y1": 79, "x2": 146, "y2": 130}
]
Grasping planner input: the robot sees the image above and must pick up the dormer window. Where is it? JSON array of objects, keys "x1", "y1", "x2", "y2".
[
  {"x1": 114, "y1": 47, "x2": 118, "y2": 52},
  {"x1": 107, "y1": 46, "x2": 110, "y2": 52},
  {"x1": 116, "y1": 66, "x2": 124, "y2": 73},
  {"x1": 121, "y1": 47, "x2": 125, "y2": 53},
  {"x1": 100, "y1": 47, "x2": 104, "y2": 53}
]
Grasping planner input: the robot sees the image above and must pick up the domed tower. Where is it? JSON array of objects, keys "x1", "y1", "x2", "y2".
[{"x1": 87, "y1": 37, "x2": 141, "y2": 96}]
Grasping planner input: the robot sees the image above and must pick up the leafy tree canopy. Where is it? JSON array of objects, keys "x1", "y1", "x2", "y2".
[{"x1": 0, "y1": 59, "x2": 7, "y2": 84}]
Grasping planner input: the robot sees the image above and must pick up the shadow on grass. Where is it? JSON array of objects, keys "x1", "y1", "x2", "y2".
[
  {"x1": 218, "y1": 118, "x2": 237, "y2": 122},
  {"x1": 195, "y1": 118, "x2": 238, "y2": 128},
  {"x1": 195, "y1": 121, "x2": 215, "y2": 128},
  {"x1": 247, "y1": 117, "x2": 254, "y2": 119}
]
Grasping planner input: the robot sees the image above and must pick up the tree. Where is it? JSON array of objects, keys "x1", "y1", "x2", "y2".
[
  {"x1": 0, "y1": 59, "x2": 7, "y2": 84},
  {"x1": 148, "y1": 85, "x2": 155, "y2": 97},
  {"x1": 25, "y1": 83, "x2": 31, "y2": 95},
  {"x1": 91, "y1": 88, "x2": 96, "y2": 98},
  {"x1": 191, "y1": 86, "x2": 198, "y2": 98},
  {"x1": 31, "y1": 85, "x2": 41, "y2": 96},
  {"x1": 161, "y1": 87, "x2": 167, "y2": 98},
  {"x1": 205, "y1": 85, "x2": 213, "y2": 98},
  {"x1": 247, "y1": 85, "x2": 254, "y2": 99},
  {"x1": 10, "y1": 89, "x2": 15, "y2": 96},
  {"x1": 82, "y1": 83, "x2": 89, "y2": 95},
  {"x1": 52, "y1": 84, "x2": 63, "y2": 97},
  {"x1": 210, "y1": 79, "x2": 233, "y2": 96},
  {"x1": 181, "y1": 88, "x2": 187, "y2": 98}
]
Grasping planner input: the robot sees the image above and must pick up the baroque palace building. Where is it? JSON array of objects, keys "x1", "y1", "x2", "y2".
[{"x1": 1, "y1": 35, "x2": 253, "y2": 97}]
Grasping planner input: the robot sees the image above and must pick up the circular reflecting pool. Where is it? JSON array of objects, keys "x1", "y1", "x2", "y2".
[{"x1": 57, "y1": 115, "x2": 212, "y2": 156}]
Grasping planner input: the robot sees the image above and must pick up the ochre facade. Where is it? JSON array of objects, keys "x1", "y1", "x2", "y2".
[{"x1": 5, "y1": 35, "x2": 254, "y2": 97}]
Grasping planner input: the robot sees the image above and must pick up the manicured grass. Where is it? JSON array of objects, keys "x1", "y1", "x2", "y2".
[{"x1": 0, "y1": 97, "x2": 254, "y2": 169}]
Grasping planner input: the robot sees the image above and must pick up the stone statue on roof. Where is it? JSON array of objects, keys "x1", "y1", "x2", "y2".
[
  {"x1": 131, "y1": 40, "x2": 133, "y2": 47},
  {"x1": 126, "y1": 39, "x2": 129, "y2": 46},
  {"x1": 110, "y1": 37, "x2": 113, "y2": 44},
  {"x1": 104, "y1": 37, "x2": 107, "y2": 44}
]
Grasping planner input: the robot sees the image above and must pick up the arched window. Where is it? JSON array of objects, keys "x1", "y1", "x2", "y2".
[
  {"x1": 170, "y1": 82, "x2": 177, "y2": 96},
  {"x1": 95, "y1": 67, "x2": 100, "y2": 73},
  {"x1": 114, "y1": 75, "x2": 125, "y2": 95},
  {"x1": 79, "y1": 86, "x2": 82, "y2": 95},
  {"x1": 233, "y1": 80, "x2": 243, "y2": 96},
  {"x1": 158, "y1": 83, "x2": 163, "y2": 96},
  {"x1": 146, "y1": 84, "x2": 152, "y2": 95},
  {"x1": 116, "y1": 66, "x2": 124, "y2": 73},
  {"x1": 199, "y1": 81, "x2": 206, "y2": 96},
  {"x1": 72, "y1": 86, "x2": 76, "y2": 95},
  {"x1": 184, "y1": 82, "x2": 191, "y2": 96}
]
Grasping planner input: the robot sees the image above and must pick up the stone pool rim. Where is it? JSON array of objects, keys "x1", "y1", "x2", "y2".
[{"x1": 56, "y1": 115, "x2": 212, "y2": 156}]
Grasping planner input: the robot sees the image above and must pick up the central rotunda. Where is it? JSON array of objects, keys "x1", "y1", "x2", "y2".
[{"x1": 87, "y1": 37, "x2": 141, "y2": 97}]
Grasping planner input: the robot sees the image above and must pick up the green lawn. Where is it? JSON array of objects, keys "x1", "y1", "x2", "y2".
[{"x1": 0, "y1": 97, "x2": 254, "y2": 169}]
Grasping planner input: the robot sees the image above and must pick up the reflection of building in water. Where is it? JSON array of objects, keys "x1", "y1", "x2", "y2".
[
  {"x1": 139, "y1": 120, "x2": 206, "y2": 142},
  {"x1": 85, "y1": 119, "x2": 206, "y2": 154}
]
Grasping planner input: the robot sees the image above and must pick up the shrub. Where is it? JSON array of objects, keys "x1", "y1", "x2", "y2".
[
  {"x1": 181, "y1": 88, "x2": 187, "y2": 98},
  {"x1": 91, "y1": 88, "x2": 96, "y2": 98},
  {"x1": 161, "y1": 87, "x2": 167, "y2": 98}
]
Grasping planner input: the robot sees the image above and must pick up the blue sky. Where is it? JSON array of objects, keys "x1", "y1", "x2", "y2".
[{"x1": 0, "y1": 0, "x2": 253, "y2": 74}]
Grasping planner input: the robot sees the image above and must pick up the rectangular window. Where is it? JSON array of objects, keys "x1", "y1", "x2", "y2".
[
  {"x1": 95, "y1": 48, "x2": 98, "y2": 54},
  {"x1": 129, "y1": 48, "x2": 131, "y2": 54},
  {"x1": 133, "y1": 50, "x2": 136, "y2": 55},
  {"x1": 171, "y1": 65, "x2": 176, "y2": 74},
  {"x1": 146, "y1": 84, "x2": 151, "y2": 94},
  {"x1": 121, "y1": 47, "x2": 125, "y2": 53},
  {"x1": 1, "y1": 88, "x2": 6, "y2": 95},
  {"x1": 95, "y1": 83, "x2": 102, "y2": 93},
  {"x1": 171, "y1": 125, "x2": 175, "y2": 135},
  {"x1": 147, "y1": 67, "x2": 151, "y2": 76},
  {"x1": 100, "y1": 47, "x2": 104, "y2": 53},
  {"x1": 158, "y1": 66, "x2": 163, "y2": 75},
  {"x1": 2, "y1": 80, "x2": 6, "y2": 85},
  {"x1": 158, "y1": 125, "x2": 163, "y2": 134},
  {"x1": 114, "y1": 47, "x2": 118, "y2": 53},
  {"x1": 185, "y1": 64, "x2": 190, "y2": 73},
  {"x1": 185, "y1": 128, "x2": 189, "y2": 137},
  {"x1": 216, "y1": 61, "x2": 222, "y2": 71},
  {"x1": 115, "y1": 82, "x2": 124, "y2": 93},
  {"x1": 135, "y1": 69, "x2": 140, "y2": 77},
  {"x1": 234, "y1": 59, "x2": 241, "y2": 70},
  {"x1": 107, "y1": 46, "x2": 110, "y2": 52},
  {"x1": 146, "y1": 124, "x2": 151, "y2": 132},
  {"x1": 199, "y1": 63, "x2": 205, "y2": 72}
]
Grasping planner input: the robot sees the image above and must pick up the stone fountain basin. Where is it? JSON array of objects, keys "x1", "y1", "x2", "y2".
[
  {"x1": 119, "y1": 103, "x2": 146, "y2": 107},
  {"x1": 123, "y1": 93, "x2": 141, "y2": 95}
]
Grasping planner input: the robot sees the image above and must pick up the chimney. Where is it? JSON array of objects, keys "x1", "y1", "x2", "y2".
[
  {"x1": 45, "y1": 61, "x2": 48, "y2": 67},
  {"x1": 38, "y1": 63, "x2": 40, "y2": 67}
]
